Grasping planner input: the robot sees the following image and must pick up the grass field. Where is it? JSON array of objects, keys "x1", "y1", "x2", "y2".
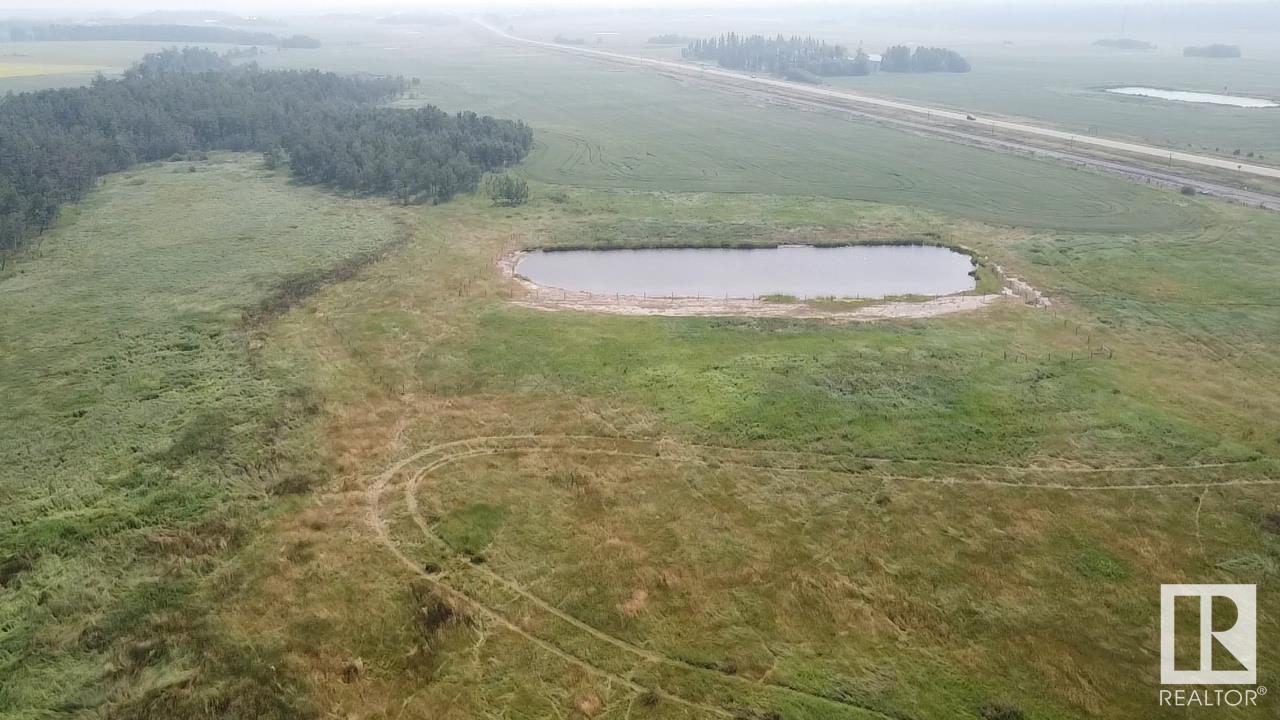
[
  {"x1": 2, "y1": 20, "x2": 1279, "y2": 720},
  {"x1": 4, "y1": 155, "x2": 1278, "y2": 719},
  {"x1": 216, "y1": 178, "x2": 1279, "y2": 719},
  {"x1": 506, "y1": 11, "x2": 1280, "y2": 164},
  {"x1": 0, "y1": 62, "x2": 103, "y2": 77},
  {"x1": 0, "y1": 41, "x2": 240, "y2": 92},
  {"x1": 824, "y1": 50, "x2": 1280, "y2": 164},
  {"x1": 0, "y1": 155, "x2": 403, "y2": 717},
  {"x1": 243, "y1": 30, "x2": 1202, "y2": 234}
]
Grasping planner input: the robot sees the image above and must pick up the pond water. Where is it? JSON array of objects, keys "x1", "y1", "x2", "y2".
[
  {"x1": 515, "y1": 244, "x2": 977, "y2": 299},
  {"x1": 1105, "y1": 86, "x2": 1278, "y2": 108}
]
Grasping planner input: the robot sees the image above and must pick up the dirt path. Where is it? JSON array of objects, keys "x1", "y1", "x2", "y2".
[
  {"x1": 366, "y1": 433, "x2": 1276, "y2": 717},
  {"x1": 500, "y1": 251, "x2": 1010, "y2": 320}
]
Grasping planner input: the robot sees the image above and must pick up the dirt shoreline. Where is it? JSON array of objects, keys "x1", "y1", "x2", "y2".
[{"x1": 499, "y1": 251, "x2": 1030, "y2": 320}]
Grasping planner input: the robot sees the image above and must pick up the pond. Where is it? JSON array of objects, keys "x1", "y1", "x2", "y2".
[
  {"x1": 1105, "y1": 86, "x2": 1278, "y2": 108},
  {"x1": 515, "y1": 244, "x2": 977, "y2": 299}
]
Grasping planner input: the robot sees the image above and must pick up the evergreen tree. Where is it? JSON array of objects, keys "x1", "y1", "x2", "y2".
[{"x1": 0, "y1": 47, "x2": 534, "y2": 263}]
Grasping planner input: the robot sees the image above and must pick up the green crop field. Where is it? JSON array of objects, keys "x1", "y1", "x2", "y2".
[
  {"x1": 503, "y1": 12, "x2": 1280, "y2": 164},
  {"x1": 246, "y1": 31, "x2": 1202, "y2": 234},
  {"x1": 2, "y1": 18, "x2": 1279, "y2": 720},
  {"x1": 0, "y1": 41, "x2": 210, "y2": 92},
  {"x1": 824, "y1": 49, "x2": 1280, "y2": 163},
  {"x1": 0, "y1": 62, "x2": 103, "y2": 78}
]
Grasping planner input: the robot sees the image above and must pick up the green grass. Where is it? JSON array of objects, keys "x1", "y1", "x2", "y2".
[
  {"x1": 0, "y1": 41, "x2": 230, "y2": 92},
  {"x1": 0, "y1": 62, "x2": 103, "y2": 77},
  {"x1": 4, "y1": 152, "x2": 1278, "y2": 720},
  {"x1": 4, "y1": 24, "x2": 1280, "y2": 720},
  {"x1": 435, "y1": 503, "x2": 509, "y2": 556},
  {"x1": 244, "y1": 29, "x2": 1201, "y2": 234},
  {"x1": 0, "y1": 154, "x2": 400, "y2": 718},
  {"x1": 506, "y1": 11, "x2": 1280, "y2": 163},
  {"x1": 824, "y1": 49, "x2": 1280, "y2": 164},
  {"x1": 216, "y1": 182, "x2": 1280, "y2": 719}
]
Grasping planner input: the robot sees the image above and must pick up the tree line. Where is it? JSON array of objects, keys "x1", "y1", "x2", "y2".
[
  {"x1": 880, "y1": 45, "x2": 971, "y2": 73},
  {"x1": 683, "y1": 33, "x2": 868, "y2": 76},
  {"x1": 682, "y1": 33, "x2": 970, "y2": 77},
  {"x1": 279, "y1": 35, "x2": 322, "y2": 49},
  {"x1": 0, "y1": 47, "x2": 533, "y2": 266},
  {"x1": 2, "y1": 22, "x2": 286, "y2": 45}
]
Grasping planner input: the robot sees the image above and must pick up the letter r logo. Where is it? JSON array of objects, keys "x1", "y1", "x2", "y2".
[{"x1": 1161, "y1": 584, "x2": 1257, "y2": 685}]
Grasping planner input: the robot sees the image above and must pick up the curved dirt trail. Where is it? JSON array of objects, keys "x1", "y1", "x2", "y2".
[{"x1": 366, "y1": 434, "x2": 1277, "y2": 717}]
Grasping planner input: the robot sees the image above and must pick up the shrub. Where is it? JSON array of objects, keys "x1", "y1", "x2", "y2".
[
  {"x1": 481, "y1": 172, "x2": 529, "y2": 206},
  {"x1": 262, "y1": 147, "x2": 288, "y2": 170}
]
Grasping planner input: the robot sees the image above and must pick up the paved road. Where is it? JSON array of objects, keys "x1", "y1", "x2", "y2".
[{"x1": 479, "y1": 22, "x2": 1280, "y2": 183}]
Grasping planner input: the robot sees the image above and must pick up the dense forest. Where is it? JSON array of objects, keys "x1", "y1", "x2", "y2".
[
  {"x1": 682, "y1": 33, "x2": 970, "y2": 77},
  {"x1": 0, "y1": 47, "x2": 532, "y2": 265},
  {"x1": 880, "y1": 45, "x2": 971, "y2": 73},
  {"x1": 683, "y1": 34, "x2": 870, "y2": 76},
  {"x1": 2, "y1": 23, "x2": 286, "y2": 44},
  {"x1": 1184, "y1": 44, "x2": 1242, "y2": 57}
]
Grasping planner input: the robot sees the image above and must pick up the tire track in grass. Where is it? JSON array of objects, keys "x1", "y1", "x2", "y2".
[
  {"x1": 366, "y1": 437, "x2": 736, "y2": 719},
  {"x1": 368, "y1": 434, "x2": 1276, "y2": 718},
  {"x1": 403, "y1": 451, "x2": 906, "y2": 719}
]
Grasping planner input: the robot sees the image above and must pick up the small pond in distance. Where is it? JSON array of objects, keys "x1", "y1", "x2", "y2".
[
  {"x1": 1105, "y1": 86, "x2": 1278, "y2": 108},
  {"x1": 515, "y1": 245, "x2": 977, "y2": 299}
]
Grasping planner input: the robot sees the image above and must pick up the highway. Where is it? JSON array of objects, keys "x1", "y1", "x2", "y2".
[{"x1": 478, "y1": 21, "x2": 1280, "y2": 184}]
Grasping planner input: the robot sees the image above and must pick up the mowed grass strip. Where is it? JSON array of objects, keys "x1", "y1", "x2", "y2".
[{"x1": 0, "y1": 62, "x2": 104, "y2": 77}]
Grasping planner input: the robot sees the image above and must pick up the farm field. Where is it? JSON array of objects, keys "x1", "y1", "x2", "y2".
[
  {"x1": 0, "y1": 62, "x2": 103, "y2": 78},
  {"x1": 2, "y1": 17, "x2": 1280, "y2": 720},
  {"x1": 503, "y1": 12, "x2": 1280, "y2": 164},
  {"x1": 249, "y1": 30, "x2": 1203, "y2": 233},
  {"x1": 825, "y1": 50, "x2": 1280, "y2": 164},
  {"x1": 0, "y1": 41, "x2": 207, "y2": 91}
]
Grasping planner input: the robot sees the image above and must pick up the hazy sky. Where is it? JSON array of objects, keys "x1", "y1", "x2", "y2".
[{"x1": 0, "y1": 0, "x2": 1259, "y2": 14}]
